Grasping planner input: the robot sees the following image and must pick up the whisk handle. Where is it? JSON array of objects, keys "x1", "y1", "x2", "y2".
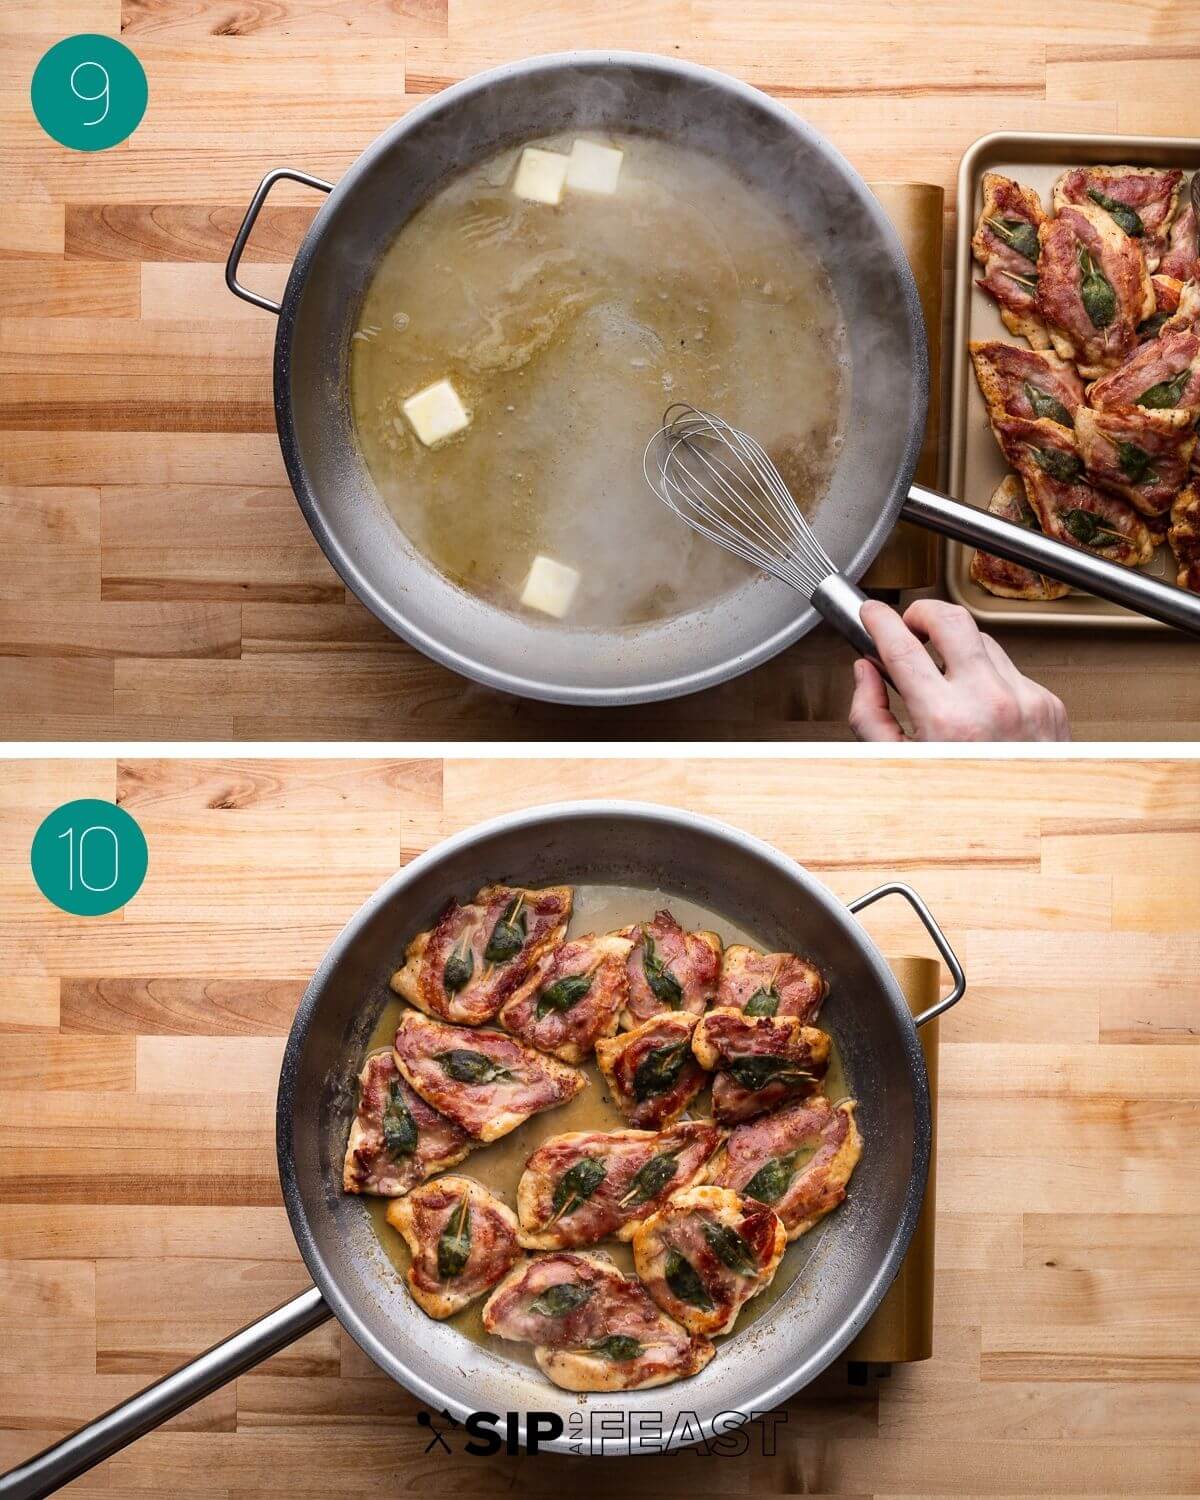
[{"x1": 810, "y1": 572, "x2": 894, "y2": 686}]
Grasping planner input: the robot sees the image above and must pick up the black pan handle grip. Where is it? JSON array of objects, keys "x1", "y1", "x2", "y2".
[
  {"x1": 225, "y1": 167, "x2": 333, "y2": 315},
  {"x1": 0, "y1": 1288, "x2": 330, "y2": 1498},
  {"x1": 848, "y1": 881, "x2": 966, "y2": 1028},
  {"x1": 902, "y1": 482, "x2": 1200, "y2": 637}
]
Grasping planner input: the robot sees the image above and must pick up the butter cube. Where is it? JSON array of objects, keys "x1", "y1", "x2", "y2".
[
  {"x1": 512, "y1": 147, "x2": 569, "y2": 205},
  {"x1": 401, "y1": 379, "x2": 470, "y2": 447},
  {"x1": 520, "y1": 555, "x2": 580, "y2": 618},
  {"x1": 566, "y1": 139, "x2": 623, "y2": 196}
]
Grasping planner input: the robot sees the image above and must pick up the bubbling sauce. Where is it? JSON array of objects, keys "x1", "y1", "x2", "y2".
[{"x1": 349, "y1": 132, "x2": 849, "y2": 627}]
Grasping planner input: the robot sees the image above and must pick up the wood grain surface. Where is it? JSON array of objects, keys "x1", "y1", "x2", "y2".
[
  {"x1": 1, "y1": 755, "x2": 1198, "y2": 1493},
  {"x1": 4, "y1": 1, "x2": 1200, "y2": 739}
]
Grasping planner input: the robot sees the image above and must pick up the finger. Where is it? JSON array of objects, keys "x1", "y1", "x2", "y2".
[
  {"x1": 848, "y1": 658, "x2": 906, "y2": 742},
  {"x1": 979, "y1": 631, "x2": 1025, "y2": 689},
  {"x1": 901, "y1": 599, "x2": 992, "y2": 677},
  {"x1": 859, "y1": 600, "x2": 949, "y2": 711}
]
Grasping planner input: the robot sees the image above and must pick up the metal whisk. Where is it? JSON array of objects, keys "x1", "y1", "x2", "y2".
[{"x1": 644, "y1": 403, "x2": 885, "y2": 671}]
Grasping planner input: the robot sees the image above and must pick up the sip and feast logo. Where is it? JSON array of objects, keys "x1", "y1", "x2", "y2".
[{"x1": 417, "y1": 1406, "x2": 787, "y2": 1457}]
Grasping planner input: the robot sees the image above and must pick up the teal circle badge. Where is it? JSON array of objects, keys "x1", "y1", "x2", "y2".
[
  {"x1": 31, "y1": 34, "x2": 148, "y2": 152},
  {"x1": 31, "y1": 799, "x2": 148, "y2": 917}
]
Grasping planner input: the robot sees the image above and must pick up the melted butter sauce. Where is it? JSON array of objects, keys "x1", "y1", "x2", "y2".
[{"x1": 357, "y1": 883, "x2": 849, "y2": 1367}]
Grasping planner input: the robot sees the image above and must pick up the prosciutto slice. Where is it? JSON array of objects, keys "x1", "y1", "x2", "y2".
[
  {"x1": 1159, "y1": 199, "x2": 1199, "y2": 284},
  {"x1": 516, "y1": 1120, "x2": 720, "y2": 1248},
  {"x1": 392, "y1": 1011, "x2": 585, "y2": 1142},
  {"x1": 1053, "y1": 165, "x2": 1182, "y2": 271},
  {"x1": 342, "y1": 1049, "x2": 472, "y2": 1195},
  {"x1": 595, "y1": 1012, "x2": 707, "y2": 1129},
  {"x1": 482, "y1": 1249, "x2": 714, "y2": 1392},
  {"x1": 617, "y1": 910, "x2": 721, "y2": 1028},
  {"x1": 386, "y1": 1175, "x2": 522, "y2": 1319},
  {"x1": 692, "y1": 1008, "x2": 830, "y2": 1124},
  {"x1": 391, "y1": 883, "x2": 571, "y2": 1026},
  {"x1": 498, "y1": 932, "x2": 631, "y2": 1063},
  {"x1": 715, "y1": 943, "x2": 826, "y2": 1025},
  {"x1": 969, "y1": 339, "x2": 1084, "y2": 427},
  {"x1": 1037, "y1": 203, "x2": 1154, "y2": 377}
]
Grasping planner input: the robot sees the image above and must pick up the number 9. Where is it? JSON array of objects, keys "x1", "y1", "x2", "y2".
[{"x1": 69, "y1": 59, "x2": 110, "y2": 126}]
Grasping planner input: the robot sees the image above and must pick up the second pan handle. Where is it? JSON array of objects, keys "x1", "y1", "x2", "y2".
[{"x1": 902, "y1": 483, "x2": 1200, "y2": 637}]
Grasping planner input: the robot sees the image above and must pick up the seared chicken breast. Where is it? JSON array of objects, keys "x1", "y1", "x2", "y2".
[
  {"x1": 969, "y1": 339, "x2": 1085, "y2": 428},
  {"x1": 1162, "y1": 279, "x2": 1200, "y2": 338},
  {"x1": 1074, "y1": 405, "x2": 1196, "y2": 516},
  {"x1": 516, "y1": 1120, "x2": 720, "y2": 1249},
  {"x1": 1087, "y1": 326, "x2": 1200, "y2": 415},
  {"x1": 499, "y1": 932, "x2": 632, "y2": 1063},
  {"x1": 969, "y1": 475, "x2": 1072, "y2": 602},
  {"x1": 692, "y1": 1008, "x2": 830, "y2": 1125},
  {"x1": 1037, "y1": 202, "x2": 1154, "y2": 377},
  {"x1": 971, "y1": 171, "x2": 1050, "y2": 347},
  {"x1": 631, "y1": 1185, "x2": 787, "y2": 1336},
  {"x1": 705, "y1": 1096, "x2": 862, "y2": 1240},
  {"x1": 1053, "y1": 165, "x2": 1183, "y2": 272},
  {"x1": 1171, "y1": 482, "x2": 1200, "y2": 591},
  {"x1": 617, "y1": 910, "x2": 722, "y2": 1029},
  {"x1": 393, "y1": 1011, "x2": 585, "y2": 1142},
  {"x1": 386, "y1": 1175, "x2": 522, "y2": 1319},
  {"x1": 594, "y1": 1012, "x2": 707, "y2": 1129},
  {"x1": 482, "y1": 1249, "x2": 714, "y2": 1392},
  {"x1": 342, "y1": 1049, "x2": 472, "y2": 1195},
  {"x1": 391, "y1": 883, "x2": 571, "y2": 1026},
  {"x1": 715, "y1": 944, "x2": 826, "y2": 1025}
]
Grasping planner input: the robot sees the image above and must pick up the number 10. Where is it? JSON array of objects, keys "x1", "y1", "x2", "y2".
[
  {"x1": 69, "y1": 60, "x2": 110, "y2": 126},
  {"x1": 57, "y1": 825, "x2": 119, "y2": 892}
]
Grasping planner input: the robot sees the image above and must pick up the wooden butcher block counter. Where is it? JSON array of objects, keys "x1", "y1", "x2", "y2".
[
  {"x1": 4, "y1": 1, "x2": 1200, "y2": 740},
  {"x1": 1, "y1": 757, "x2": 1198, "y2": 1494}
]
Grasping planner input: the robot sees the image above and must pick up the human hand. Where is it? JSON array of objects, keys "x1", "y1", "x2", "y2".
[{"x1": 848, "y1": 599, "x2": 1070, "y2": 742}]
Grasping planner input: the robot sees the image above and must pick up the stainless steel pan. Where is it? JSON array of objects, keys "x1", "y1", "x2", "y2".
[
  {"x1": 0, "y1": 801, "x2": 965, "y2": 1492},
  {"x1": 224, "y1": 51, "x2": 1200, "y2": 706}
]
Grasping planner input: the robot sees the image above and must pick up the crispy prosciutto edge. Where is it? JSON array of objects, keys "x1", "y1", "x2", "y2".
[
  {"x1": 969, "y1": 475, "x2": 1072, "y2": 602},
  {"x1": 631, "y1": 1184, "x2": 788, "y2": 1336},
  {"x1": 498, "y1": 932, "x2": 632, "y2": 1064},
  {"x1": 385, "y1": 1174, "x2": 523, "y2": 1319},
  {"x1": 594, "y1": 1011, "x2": 708, "y2": 1129},
  {"x1": 342, "y1": 1048, "x2": 473, "y2": 1196},
  {"x1": 391, "y1": 884, "x2": 571, "y2": 1027},
  {"x1": 392, "y1": 1010, "x2": 586, "y2": 1143}
]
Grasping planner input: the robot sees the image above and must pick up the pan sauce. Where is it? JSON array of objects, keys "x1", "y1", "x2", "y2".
[
  {"x1": 349, "y1": 131, "x2": 850, "y2": 628},
  {"x1": 359, "y1": 883, "x2": 849, "y2": 1367}
]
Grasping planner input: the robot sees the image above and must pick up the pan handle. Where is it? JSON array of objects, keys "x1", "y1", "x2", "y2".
[
  {"x1": 901, "y1": 482, "x2": 1200, "y2": 637},
  {"x1": 225, "y1": 167, "x2": 333, "y2": 315},
  {"x1": 0, "y1": 1288, "x2": 330, "y2": 1499},
  {"x1": 848, "y1": 881, "x2": 966, "y2": 1028}
]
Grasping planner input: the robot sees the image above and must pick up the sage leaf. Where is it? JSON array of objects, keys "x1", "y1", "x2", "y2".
[
  {"x1": 1077, "y1": 245, "x2": 1116, "y2": 330},
  {"x1": 1023, "y1": 380, "x2": 1074, "y2": 427},
  {"x1": 701, "y1": 1219, "x2": 759, "y2": 1277},
  {"x1": 433, "y1": 1048, "x2": 513, "y2": 1085},
  {"x1": 437, "y1": 1196, "x2": 471, "y2": 1280},
  {"x1": 632, "y1": 1040, "x2": 690, "y2": 1100},
  {"x1": 665, "y1": 1248, "x2": 713, "y2": 1310},
  {"x1": 744, "y1": 1152, "x2": 799, "y2": 1205},
  {"x1": 381, "y1": 1081, "x2": 418, "y2": 1158},
  {"x1": 642, "y1": 934, "x2": 683, "y2": 1010},
  {"x1": 530, "y1": 1281, "x2": 595, "y2": 1318},
  {"x1": 1114, "y1": 438, "x2": 1156, "y2": 485},
  {"x1": 535, "y1": 972, "x2": 592, "y2": 1021},
  {"x1": 1061, "y1": 507, "x2": 1126, "y2": 550},
  {"x1": 726, "y1": 1054, "x2": 815, "y2": 1092},
  {"x1": 484, "y1": 897, "x2": 527, "y2": 964},
  {"x1": 743, "y1": 986, "x2": 780, "y2": 1017},
  {"x1": 619, "y1": 1146, "x2": 683, "y2": 1207},
  {"x1": 589, "y1": 1334, "x2": 642, "y2": 1362},
  {"x1": 550, "y1": 1155, "x2": 607, "y2": 1220},
  {"x1": 1138, "y1": 367, "x2": 1191, "y2": 409},
  {"x1": 985, "y1": 215, "x2": 1040, "y2": 263},
  {"x1": 1029, "y1": 445, "x2": 1083, "y2": 484},
  {"x1": 1086, "y1": 186, "x2": 1144, "y2": 237},
  {"x1": 1137, "y1": 311, "x2": 1170, "y2": 339},
  {"x1": 443, "y1": 941, "x2": 474, "y2": 995}
]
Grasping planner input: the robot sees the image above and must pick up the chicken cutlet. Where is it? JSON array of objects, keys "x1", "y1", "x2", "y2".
[
  {"x1": 342, "y1": 1049, "x2": 473, "y2": 1195},
  {"x1": 385, "y1": 1175, "x2": 522, "y2": 1319},
  {"x1": 692, "y1": 1008, "x2": 830, "y2": 1125},
  {"x1": 498, "y1": 932, "x2": 632, "y2": 1064},
  {"x1": 969, "y1": 475, "x2": 1072, "y2": 602},
  {"x1": 1159, "y1": 196, "x2": 1199, "y2": 284},
  {"x1": 989, "y1": 412, "x2": 1155, "y2": 565},
  {"x1": 715, "y1": 944, "x2": 826, "y2": 1024},
  {"x1": 704, "y1": 1096, "x2": 862, "y2": 1240},
  {"x1": 393, "y1": 1011, "x2": 585, "y2": 1142},
  {"x1": 969, "y1": 339, "x2": 1084, "y2": 427},
  {"x1": 617, "y1": 910, "x2": 722, "y2": 1029},
  {"x1": 631, "y1": 1185, "x2": 787, "y2": 1336},
  {"x1": 971, "y1": 172, "x2": 1049, "y2": 348},
  {"x1": 1037, "y1": 202, "x2": 1154, "y2": 377},
  {"x1": 516, "y1": 1120, "x2": 720, "y2": 1249},
  {"x1": 1087, "y1": 326, "x2": 1200, "y2": 415},
  {"x1": 1074, "y1": 405, "x2": 1196, "y2": 516},
  {"x1": 391, "y1": 883, "x2": 571, "y2": 1026},
  {"x1": 1170, "y1": 482, "x2": 1200, "y2": 591},
  {"x1": 1053, "y1": 165, "x2": 1182, "y2": 272},
  {"x1": 482, "y1": 1249, "x2": 715, "y2": 1392},
  {"x1": 594, "y1": 1012, "x2": 708, "y2": 1129}
]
